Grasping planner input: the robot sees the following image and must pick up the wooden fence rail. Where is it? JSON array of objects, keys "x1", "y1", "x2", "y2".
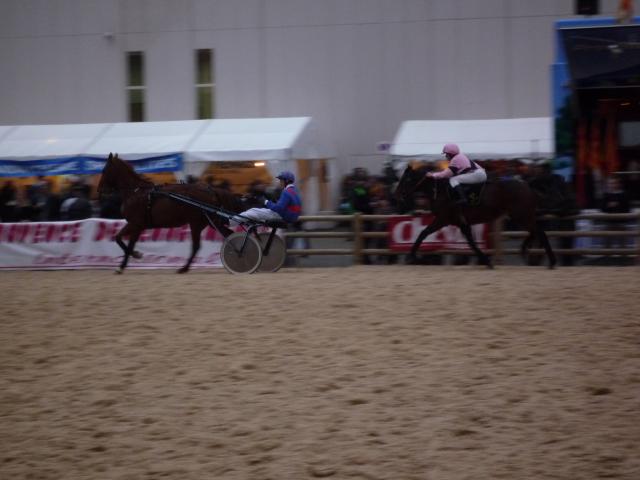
[{"x1": 284, "y1": 212, "x2": 640, "y2": 265}]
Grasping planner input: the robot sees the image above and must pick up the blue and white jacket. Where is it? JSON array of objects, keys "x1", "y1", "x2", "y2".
[{"x1": 265, "y1": 184, "x2": 302, "y2": 222}]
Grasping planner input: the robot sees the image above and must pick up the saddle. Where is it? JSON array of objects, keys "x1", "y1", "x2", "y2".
[{"x1": 452, "y1": 183, "x2": 486, "y2": 207}]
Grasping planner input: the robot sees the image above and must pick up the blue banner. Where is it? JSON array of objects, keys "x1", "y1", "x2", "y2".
[
  {"x1": 82, "y1": 153, "x2": 183, "y2": 174},
  {"x1": 0, "y1": 157, "x2": 85, "y2": 177},
  {"x1": 0, "y1": 153, "x2": 183, "y2": 177}
]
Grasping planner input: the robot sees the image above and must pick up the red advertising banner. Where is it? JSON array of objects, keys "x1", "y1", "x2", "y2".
[
  {"x1": 0, "y1": 219, "x2": 230, "y2": 270},
  {"x1": 387, "y1": 214, "x2": 488, "y2": 252}
]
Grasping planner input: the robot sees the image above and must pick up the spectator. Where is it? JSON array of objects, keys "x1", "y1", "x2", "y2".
[
  {"x1": 347, "y1": 168, "x2": 374, "y2": 264},
  {"x1": 26, "y1": 176, "x2": 49, "y2": 220},
  {"x1": 528, "y1": 161, "x2": 578, "y2": 266},
  {"x1": 217, "y1": 179, "x2": 232, "y2": 192},
  {"x1": 380, "y1": 160, "x2": 398, "y2": 188},
  {"x1": 372, "y1": 196, "x2": 396, "y2": 264},
  {"x1": 41, "y1": 180, "x2": 62, "y2": 221},
  {"x1": 60, "y1": 184, "x2": 93, "y2": 221},
  {"x1": 623, "y1": 159, "x2": 640, "y2": 206},
  {"x1": 600, "y1": 176, "x2": 631, "y2": 250},
  {"x1": 0, "y1": 181, "x2": 18, "y2": 222},
  {"x1": 204, "y1": 175, "x2": 216, "y2": 188}
]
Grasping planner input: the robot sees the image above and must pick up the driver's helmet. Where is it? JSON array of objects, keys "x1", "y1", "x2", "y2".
[
  {"x1": 276, "y1": 171, "x2": 295, "y2": 183},
  {"x1": 442, "y1": 143, "x2": 460, "y2": 156}
]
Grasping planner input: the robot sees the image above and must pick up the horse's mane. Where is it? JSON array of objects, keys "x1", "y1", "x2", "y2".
[{"x1": 111, "y1": 156, "x2": 155, "y2": 188}]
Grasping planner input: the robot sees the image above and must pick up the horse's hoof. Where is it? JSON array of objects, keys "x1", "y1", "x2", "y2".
[
  {"x1": 132, "y1": 251, "x2": 143, "y2": 260},
  {"x1": 177, "y1": 267, "x2": 189, "y2": 274},
  {"x1": 115, "y1": 268, "x2": 123, "y2": 274}
]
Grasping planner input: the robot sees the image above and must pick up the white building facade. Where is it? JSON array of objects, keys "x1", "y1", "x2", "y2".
[{"x1": 0, "y1": 0, "x2": 623, "y2": 178}]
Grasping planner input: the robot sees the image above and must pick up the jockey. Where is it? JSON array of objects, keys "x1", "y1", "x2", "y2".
[
  {"x1": 237, "y1": 171, "x2": 302, "y2": 224},
  {"x1": 426, "y1": 143, "x2": 487, "y2": 206}
]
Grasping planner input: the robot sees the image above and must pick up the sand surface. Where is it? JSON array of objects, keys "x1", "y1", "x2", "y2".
[{"x1": 1, "y1": 266, "x2": 639, "y2": 479}]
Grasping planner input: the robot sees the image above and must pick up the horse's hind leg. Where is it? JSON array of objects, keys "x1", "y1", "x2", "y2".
[
  {"x1": 536, "y1": 222, "x2": 557, "y2": 269},
  {"x1": 460, "y1": 223, "x2": 493, "y2": 269},
  {"x1": 520, "y1": 232, "x2": 534, "y2": 262},
  {"x1": 178, "y1": 222, "x2": 204, "y2": 274}
]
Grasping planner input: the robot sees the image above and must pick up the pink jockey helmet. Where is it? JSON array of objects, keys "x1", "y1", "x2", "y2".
[{"x1": 442, "y1": 143, "x2": 460, "y2": 156}]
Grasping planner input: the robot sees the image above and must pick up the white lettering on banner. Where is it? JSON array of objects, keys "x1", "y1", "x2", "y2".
[
  {"x1": 387, "y1": 215, "x2": 487, "y2": 251},
  {"x1": 390, "y1": 218, "x2": 427, "y2": 244},
  {"x1": 0, "y1": 218, "x2": 226, "y2": 270},
  {"x1": 84, "y1": 159, "x2": 105, "y2": 171},
  {"x1": 150, "y1": 158, "x2": 179, "y2": 169},
  {"x1": 0, "y1": 222, "x2": 82, "y2": 243},
  {"x1": 0, "y1": 161, "x2": 81, "y2": 176}
]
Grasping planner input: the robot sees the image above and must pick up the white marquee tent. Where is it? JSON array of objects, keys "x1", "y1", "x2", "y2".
[
  {"x1": 0, "y1": 117, "x2": 332, "y2": 214},
  {"x1": 390, "y1": 117, "x2": 553, "y2": 160},
  {"x1": 0, "y1": 117, "x2": 329, "y2": 179}
]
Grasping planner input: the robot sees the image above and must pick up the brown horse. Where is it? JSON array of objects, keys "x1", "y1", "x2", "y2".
[
  {"x1": 394, "y1": 165, "x2": 556, "y2": 268},
  {"x1": 97, "y1": 153, "x2": 244, "y2": 273}
]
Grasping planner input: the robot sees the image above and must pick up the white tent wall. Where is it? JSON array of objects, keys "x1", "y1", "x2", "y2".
[
  {"x1": 0, "y1": 123, "x2": 111, "y2": 161},
  {"x1": 85, "y1": 120, "x2": 210, "y2": 161},
  {"x1": 390, "y1": 117, "x2": 554, "y2": 161}
]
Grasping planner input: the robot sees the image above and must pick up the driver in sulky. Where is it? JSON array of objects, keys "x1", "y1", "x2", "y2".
[{"x1": 236, "y1": 171, "x2": 302, "y2": 224}]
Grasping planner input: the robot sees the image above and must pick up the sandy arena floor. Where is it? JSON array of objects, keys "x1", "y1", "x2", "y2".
[{"x1": 1, "y1": 266, "x2": 639, "y2": 480}]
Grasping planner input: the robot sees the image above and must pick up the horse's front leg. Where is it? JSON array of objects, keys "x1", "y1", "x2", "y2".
[
  {"x1": 114, "y1": 223, "x2": 143, "y2": 274},
  {"x1": 178, "y1": 222, "x2": 204, "y2": 274},
  {"x1": 115, "y1": 223, "x2": 143, "y2": 260},
  {"x1": 459, "y1": 223, "x2": 492, "y2": 269},
  {"x1": 406, "y1": 218, "x2": 447, "y2": 264}
]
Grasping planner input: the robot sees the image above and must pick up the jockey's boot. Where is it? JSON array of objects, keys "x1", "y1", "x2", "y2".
[{"x1": 452, "y1": 185, "x2": 468, "y2": 206}]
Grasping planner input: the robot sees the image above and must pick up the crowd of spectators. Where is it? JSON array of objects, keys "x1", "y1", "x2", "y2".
[
  {"x1": 1, "y1": 159, "x2": 638, "y2": 225},
  {"x1": 0, "y1": 175, "x2": 94, "y2": 223}
]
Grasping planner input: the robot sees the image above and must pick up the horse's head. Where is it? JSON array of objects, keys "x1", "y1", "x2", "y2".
[
  {"x1": 394, "y1": 164, "x2": 427, "y2": 212},
  {"x1": 97, "y1": 153, "x2": 152, "y2": 197},
  {"x1": 97, "y1": 152, "x2": 118, "y2": 197}
]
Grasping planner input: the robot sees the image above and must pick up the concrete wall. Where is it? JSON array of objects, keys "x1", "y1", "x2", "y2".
[{"x1": 0, "y1": 0, "x2": 623, "y2": 182}]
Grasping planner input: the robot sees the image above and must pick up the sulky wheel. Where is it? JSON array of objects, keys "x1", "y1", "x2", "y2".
[
  {"x1": 256, "y1": 232, "x2": 287, "y2": 273},
  {"x1": 221, "y1": 232, "x2": 262, "y2": 274}
]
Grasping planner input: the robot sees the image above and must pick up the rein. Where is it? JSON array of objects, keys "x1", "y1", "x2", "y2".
[{"x1": 412, "y1": 173, "x2": 437, "y2": 201}]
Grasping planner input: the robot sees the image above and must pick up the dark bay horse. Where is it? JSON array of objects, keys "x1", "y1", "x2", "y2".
[
  {"x1": 394, "y1": 165, "x2": 556, "y2": 268},
  {"x1": 97, "y1": 153, "x2": 244, "y2": 273}
]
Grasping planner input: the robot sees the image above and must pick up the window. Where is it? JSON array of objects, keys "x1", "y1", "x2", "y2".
[
  {"x1": 126, "y1": 51, "x2": 145, "y2": 122},
  {"x1": 196, "y1": 49, "x2": 215, "y2": 119}
]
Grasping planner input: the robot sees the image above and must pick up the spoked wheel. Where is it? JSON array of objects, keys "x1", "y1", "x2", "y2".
[
  {"x1": 256, "y1": 232, "x2": 287, "y2": 273},
  {"x1": 221, "y1": 232, "x2": 262, "y2": 274}
]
